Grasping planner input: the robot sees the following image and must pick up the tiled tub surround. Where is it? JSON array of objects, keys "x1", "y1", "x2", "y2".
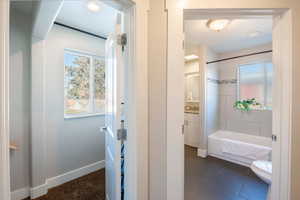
[
  {"x1": 206, "y1": 75, "x2": 272, "y2": 138},
  {"x1": 216, "y1": 44, "x2": 273, "y2": 138},
  {"x1": 219, "y1": 80, "x2": 272, "y2": 138}
]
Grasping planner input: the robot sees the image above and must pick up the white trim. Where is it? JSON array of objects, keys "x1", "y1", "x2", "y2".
[
  {"x1": 0, "y1": 1, "x2": 11, "y2": 200},
  {"x1": 166, "y1": 3, "x2": 185, "y2": 200},
  {"x1": 197, "y1": 148, "x2": 207, "y2": 158},
  {"x1": 11, "y1": 187, "x2": 30, "y2": 200},
  {"x1": 272, "y1": 11, "x2": 292, "y2": 200},
  {"x1": 123, "y1": 3, "x2": 149, "y2": 200},
  {"x1": 30, "y1": 183, "x2": 48, "y2": 199},
  {"x1": 64, "y1": 113, "x2": 105, "y2": 119},
  {"x1": 12, "y1": 160, "x2": 105, "y2": 200},
  {"x1": 47, "y1": 160, "x2": 105, "y2": 189}
]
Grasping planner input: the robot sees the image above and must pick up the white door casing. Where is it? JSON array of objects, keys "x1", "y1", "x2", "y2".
[
  {"x1": 272, "y1": 10, "x2": 292, "y2": 200},
  {"x1": 166, "y1": 2, "x2": 185, "y2": 200},
  {"x1": 0, "y1": 0, "x2": 11, "y2": 200},
  {"x1": 105, "y1": 13, "x2": 124, "y2": 200}
]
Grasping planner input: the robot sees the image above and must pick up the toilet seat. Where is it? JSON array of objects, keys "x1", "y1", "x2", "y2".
[{"x1": 250, "y1": 160, "x2": 272, "y2": 184}]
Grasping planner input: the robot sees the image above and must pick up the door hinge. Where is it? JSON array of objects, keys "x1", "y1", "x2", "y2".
[
  {"x1": 272, "y1": 134, "x2": 277, "y2": 142},
  {"x1": 117, "y1": 33, "x2": 127, "y2": 52},
  {"x1": 182, "y1": 124, "x2": 185, "y2": 135},
  {"x1": 117, "y1": 120, "x2": 127, "y2": 141}
]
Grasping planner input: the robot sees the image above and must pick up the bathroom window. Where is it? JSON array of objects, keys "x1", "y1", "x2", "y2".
[
  {"x1": 64, "y1": 50, "x2": 105, "y2": 118},
  {"x1": 238, "y1": 61, "x2": 273, "y2": 109}
]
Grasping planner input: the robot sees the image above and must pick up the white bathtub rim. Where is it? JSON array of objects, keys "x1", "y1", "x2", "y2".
[
  {"x1": 209, "y1": 130, "x2": 272, "y2": 148},
  {"x1": 208, "y1": 129, "x2": 272, "y2": 167}
]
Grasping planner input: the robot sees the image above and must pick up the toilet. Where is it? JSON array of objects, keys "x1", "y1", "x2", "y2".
[
  {"x1": 251, "y1": 160, "x2": 272, "y2": 184},
  {"x1": 251, "y1": 160, "x2": 272, "y2": 199}
]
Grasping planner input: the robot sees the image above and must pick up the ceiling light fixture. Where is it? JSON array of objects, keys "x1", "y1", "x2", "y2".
[
  {"x1": 206, "y1": 19, "x2": 230, "y2": 32},
  {"x1": 184, "y1": 54, "x2": 199, "y2": 61},
  {"x1": 87, "y1": 0, "x2": 101, "y2": 12}
]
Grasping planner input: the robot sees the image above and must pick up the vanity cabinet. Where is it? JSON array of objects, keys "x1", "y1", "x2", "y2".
[{"x1": 184, "y1": 113, "x2": 201, "y2": 148}]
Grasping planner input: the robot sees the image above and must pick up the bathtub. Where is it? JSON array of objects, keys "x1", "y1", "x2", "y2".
[{"x1": 208, "y1": 130, "x2": 272, "y2": 167}]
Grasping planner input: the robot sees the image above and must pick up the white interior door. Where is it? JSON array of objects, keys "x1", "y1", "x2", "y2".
[{"x1": 105, "y1": 13, "x2": 124, "y2": 200}]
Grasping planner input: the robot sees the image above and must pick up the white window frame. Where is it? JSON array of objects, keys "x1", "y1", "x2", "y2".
[
  {"x1": 64, "y1": 49, "x2": 105, "y2": 119},
  {"x1": 237, "y1": 60, "x2": 273, "y2": 110}
]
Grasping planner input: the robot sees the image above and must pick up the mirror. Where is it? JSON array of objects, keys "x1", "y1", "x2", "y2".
[{"x1": 185, "y1": 73, "x2": 200, "y2": 102}]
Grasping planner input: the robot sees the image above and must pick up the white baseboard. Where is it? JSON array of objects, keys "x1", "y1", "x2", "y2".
[
  {"x1": 12, "y1": 160, "x2": 105, "y2": 200},
  {"x1": 11, "y1": 187, "x2": 30, "y2": 200},
  {"x1": 47, "y1": 160, "x2": 105, "y2": 189},
  {"x1": 30, "y1": 183, "x2": 48, "y2": 199},
  {"x1": 197, "y1": 148, "x2": 208, "y2": 158}
]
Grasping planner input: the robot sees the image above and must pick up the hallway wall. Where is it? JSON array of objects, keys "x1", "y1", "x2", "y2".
[
  {"x1": 9, "y1": 8, "x2": 32, "y2": 192},
  {"x1": 44, "y1": 25, "x2": 105, "y2": 179}
]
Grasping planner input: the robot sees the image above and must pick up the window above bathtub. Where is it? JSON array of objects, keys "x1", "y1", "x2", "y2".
[
  {"x1": 64, "y1": 49, "x2": 105, "y2": 119},
  {"x1": 237, "y1": 61, "x2": 273, "y2": 110}
]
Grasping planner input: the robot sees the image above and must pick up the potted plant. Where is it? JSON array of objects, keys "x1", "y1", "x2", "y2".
[{"x1": 233, "y1": 98, "x2": 261, "y2": 111}]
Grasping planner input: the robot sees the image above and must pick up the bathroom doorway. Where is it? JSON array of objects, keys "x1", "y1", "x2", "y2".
[
  {"x1": 166, "y1": 8, "x2": 292, "y2": 200},
  {"x1": 184, "y1": 15, "x2": 273, "y2": 200}
]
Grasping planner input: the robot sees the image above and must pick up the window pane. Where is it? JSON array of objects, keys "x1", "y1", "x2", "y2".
[
  {"x1": 64, "y1": 52, "x2": 91, "y2": 115},
  {"x1": 239, "y1": 63, "x2": 265, "y2": 105},
  {"x1": 94, "y1": 57, "x2": 105, "y2": 113},
  {"x1": 265, "y1": 62, "x2": 273, "y2": 108}
]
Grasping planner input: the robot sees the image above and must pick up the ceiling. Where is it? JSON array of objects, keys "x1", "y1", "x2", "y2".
[
  {"x1": 11, "y1": 0, "x2": 118, "y2": 38},
  {"x1": 184, "y1": 18, "x2": 273, "y2": 53},
  {"x1": 56, "y1": 1, "x2": 118, "y2": 38}
]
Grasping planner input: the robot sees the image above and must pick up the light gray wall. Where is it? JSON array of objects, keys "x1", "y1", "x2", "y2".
[
  {"x1": 9, "y1": 9, "x2": 32, "y2": 191},
  {"x1": 218, "y1": 44, "x2": 273, "y2": 138},
  {"x1": 44, "y1": 25, "x2": 105, "y2": 178}
]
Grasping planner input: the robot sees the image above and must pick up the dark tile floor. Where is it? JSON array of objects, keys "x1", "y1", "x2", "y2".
[
  {"x1": 24, "y1": 169, "x2": 105, "y2": 200},
  {"x1": 185, "y1": 145, "x2": 268, "y2": 200},
  {"x1": 23, "y1": 146, "x2": 267, "y2": 200}
]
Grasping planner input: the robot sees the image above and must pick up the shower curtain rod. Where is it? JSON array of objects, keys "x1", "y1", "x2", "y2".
[{"x1": 206, "y1": 50, "x2": 272, "y2": 64}]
